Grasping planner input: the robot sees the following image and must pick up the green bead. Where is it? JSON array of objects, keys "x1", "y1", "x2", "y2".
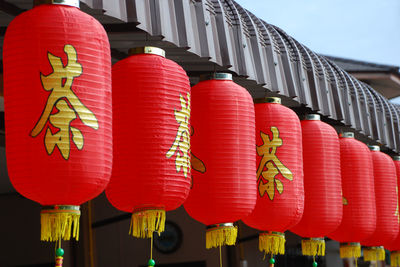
[
  {"x1": 269, "y1": 258, "x2": 275, "y2": 264},
  {"x1": 56, "y1": 248, "x2": 64, "y2": 257},
  {"x1": 148, "y1": 259, "x2": 155, "y2": 266},
  {"x1": 312, "y1": 261, "x2": 318, "y2": 267}
]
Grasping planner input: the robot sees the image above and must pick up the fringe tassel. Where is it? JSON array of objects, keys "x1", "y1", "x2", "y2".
[
  {"x1": 129, "y1": 209, "x2": 166, "y2": 238},
  {"x1": 391, "y1": 251, "x2": 400, "y2": 267},
  {"x1": 206, "y1": 223, "x2": 237, "y2": 249},
  {"x1": 363, "y1": 246, "x2": 385, "y2": 262},
  {"x1": 41, "y1": 205, "x2": 80, "y2": 242},
  {"x1": 302, "y1": 238, "x2": 325, "y2": 256},
  {"x1": 259, "y1": 231, "x2": 285, "y2": 255},
  {"x1": 340, "y1": 243, "x2": 361, "y2": 259}
]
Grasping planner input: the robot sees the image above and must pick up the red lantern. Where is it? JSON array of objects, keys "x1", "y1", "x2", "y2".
[
  {"x1": 384, "y1": 157, "x2": 400, "y2": 267},
  {"x1": 183, "y1": 73, "x2": 256, "y2": 249},
  {"x1": 328, "y1": 133, "x2": 376, "y2": 260},
  {"x1": 242, "y1": 97, "x2": 304, "y2": 257},
  {"x1": 362, "y1": 146, "x2": 399, "y2": 262},
  {"x1": 106, "y1": 47, "x2": 191, "y2": 239},
  {"x1": 290, "y1": 114, "x2": 342, "y2": 257},
  {"x1": 3, "y1": 0, "x2": 111, "y2": 249}
]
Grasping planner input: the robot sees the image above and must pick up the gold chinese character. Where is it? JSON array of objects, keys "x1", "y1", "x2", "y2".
[
  {"x1": 256, "y1": 127, "x2": 292, "y2": 200},
  {"x1": 190, "y1": 126, "x2": 206, "y2": 174},
  {"x1": 31, "y1": 44, "x2": 98, "y2": 160},
  {"x1": 166, "y1": 93, "x2": 191, "y2": 178}
]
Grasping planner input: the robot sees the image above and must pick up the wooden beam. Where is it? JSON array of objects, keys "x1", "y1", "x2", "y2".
[{"x1": 0, "y1": 0, "x2": 26, "y2": 16}]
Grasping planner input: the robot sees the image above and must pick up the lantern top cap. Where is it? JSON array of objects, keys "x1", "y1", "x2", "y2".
[
  {"x1": 128, "y1": 47, "x2": 166, "y2": 58},
  {"x1": 368, "y1": 145, "x2": 380, "y2": 151},
  {"x1": 34, "y1": 0, "x2": 80, "y2": 8},
  {"x1": 200, "y1": 73, "x2": 232, "y2": 81},
  {"x1": 304, "y1": 114, "x2": 320, "y2": 121},
  {"x1": 254, "y1": 97, "x2": 281, "y2": 104},
  {"x1": 393, "y1": 155, "x2": 400, "y2": 161},
  {"x1": 340, "y1": 132, "x2": 354, "y2": 138}
]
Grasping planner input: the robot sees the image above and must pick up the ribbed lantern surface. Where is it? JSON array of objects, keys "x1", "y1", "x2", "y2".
[
  {"x1": 242, "y1": 97, "x2": 304, "y2": 257},
  {"x1": 106, "y1": 47, "x2": 191, "y2": 239},
  {"x1": 183, "y1": 73, "x2": 256, "y2": 249},
  {"x1": 290, "y1": 114, "x2": 342, "y2": 257},
  {"x1": 3, "y1": 2, "x2": 111, "y2": 243},
  {"x1": 362, "y1": 146, "x2": 399, "y2": 262},
  {"x1": 387, "y1": 157, "x2": 400, "y2": 267},
  {"x1": 328, "y1": 133, "x2": 376, "y2": 260}
]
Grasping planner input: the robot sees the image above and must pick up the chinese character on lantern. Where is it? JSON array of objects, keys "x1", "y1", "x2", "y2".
[
  {"x1": 257, "y1": 127, "x2": 293, "y2": 200},
  {"x1": 31, "y1": 44, "x2": 98, "y2": 160},
  {"x1": 166, "y1": 93, "x2": 191, "y2": 178}
]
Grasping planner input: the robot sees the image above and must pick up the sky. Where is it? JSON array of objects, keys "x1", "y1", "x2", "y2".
[{"x1": 234, "y1": 0, "x2": 400, "y2": 67}]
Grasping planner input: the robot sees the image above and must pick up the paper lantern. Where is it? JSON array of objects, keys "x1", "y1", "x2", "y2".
[
  {"x1": 362, "y1": 146, "x2": 399, "y2": 262},
  {"x1": 242, "y1": 97, "x2": 304, "y2": 257},
  {"x1": 3, "y1": 0, "x2": 111, "y2": 250},
  {"x1": 290, "y1": 114, "x2": 342, "y2": 257},
  {"x1": 106, "y1": 47, "x2": 191, "y2": 239},
  {"x1": 385, "y1": 156, "x2": 400, "y2": 267},
  {"x1": 183, "y1": 73, "x2": 256, "y2": 249},
  {"x1": 328, "y1": 133, "x2": 376, "y2": 260}
]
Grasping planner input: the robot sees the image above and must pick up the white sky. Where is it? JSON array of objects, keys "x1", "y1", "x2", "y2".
[{"x1": 234, "y1": 0, "x2": 400, "y2": 67}]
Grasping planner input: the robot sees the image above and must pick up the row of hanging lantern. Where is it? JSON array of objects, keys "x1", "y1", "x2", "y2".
[{"x1": 3, "y1": 1, "x2": 400, "y2": 267}]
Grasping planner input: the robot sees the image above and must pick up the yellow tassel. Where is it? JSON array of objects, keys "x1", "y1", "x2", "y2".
[
  {"x1": 41, "y1": 205, "x2": 80, "y2": 242},
  {"x1": 129, "y1": 209, "x2": 166, "y2": 238},
  {"x1": 259, "y1": 231, "x2": 285, "y2": 255},
  {"x1": 206, "y1": 223, "x2": 237, "y2": 249},
  {"x1": 340, "y1": 243, "x2": 361, "y2": 259},
  {"x1": 302, "y1": 238, "x2": 325, "y2": 256},
  {"x1": 391, "y1": 251, "x2": 400, "y2": 267},
  {"x1": 363, "y1": 246, "x2": 385, "y2": 262}
]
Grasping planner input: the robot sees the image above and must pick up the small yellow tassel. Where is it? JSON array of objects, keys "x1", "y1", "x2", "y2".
[
  {"x1": 391, "y1": 251, "x2": 400, "y2": 267},
  {"x1": 41, "y1": 205, "x2": 80, "y2": 242},
  {"x1": 302, "y1": 238, "x2": 325, "y2": 256},
  {"x1": 206, "y1": 223, "x2": 237, "y2": 249},
  {"x1": 363, "y1": 246, "x2": 385, "y2": 262},
  {"x1": 259, "y1": 231, "x2": 285, "y2": 255},
  {"x1": 129, "y1": 209, "x2": 166, "y2": 238},
  {"x1": 340, "y1": 243, "x2": 361, "y2": 259}
]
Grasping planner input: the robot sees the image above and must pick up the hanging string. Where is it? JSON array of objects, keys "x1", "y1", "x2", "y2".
[
  {"x1": 355, "y1": 258, "x2": 357, "y2": 267},
  {"x1": 55, "y1": 238, "x2": 64, "y2": 267},
  {"x1": 269, "y1": 254, "x2": 275, "y2": 267},
  {"x1": 312, "y1": 255, "x2": 317, "y2": 267},
  {"x1": 219, "y1": 245, "x2": 223, "y2": 267},
  {"x1": 148, "y1": 234, "x2": 155, "y2": 267}
]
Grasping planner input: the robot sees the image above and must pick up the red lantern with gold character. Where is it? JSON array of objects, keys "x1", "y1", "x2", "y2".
[
  {"x1": 383, "y1": 156, "x2": 400, "y2": 267},
  {"x1": 328, "y1": 133, "x2": 376, "y2": 261},
  {"x1": 290, "y1": 114, "x2": 342, "y2": 259},
  {"x1": 3, "y1": 0, "x2": 111, "y2": 262},
  {"x1": 362, "y1": 146, "x2": 399, "y2": 262},
  {"x1": 106, "y1": 47, "x2": 191, "y2": 243},
  {"x1": 242, "y1": 97, "x2": 304, "y2": 260},
  {"x1": 184, "y1": 73, "x2": 256, "y2": 249}
]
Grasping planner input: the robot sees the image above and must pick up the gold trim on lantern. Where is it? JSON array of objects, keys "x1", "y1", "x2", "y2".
[
  {"x1": 340, "y1": 132, "x2": 354, "y2": 138},
  {"x1": 254, "y1": 97, "x2": 281, "y2": 104},
  {"x1": 339, "y1": 242, "x2": 361, "y2": 259},
  {"x1": 259, "y1": 231, "x2": 285, "y2": 255},
  {"x1": 129, "y1": 208, "x2": 166, "y2": 238},
  {"x1": 363, "y1": 246, "x2": 385, "y2": 262},
  {"x1": 368, "y1": 145, "x2": 380, "y2": 151},
  {"x1": 128, "y1": 47, "x2": 166, "y2": 58},
  {"x1": 302, "y1": 238, "x2": 325, "y2": 256},
  {"x1": 304, "y1": 114, "x2": 321, "y2": 121},
  {"x1": 34, "y1": 0, "x2": 80, "y2": 8},
  {"x1": 206, "y1": 223, "x2": 237, "y2": 249},
  {"x1": 200, "y1": 73, "x2": 233, "y2": 81},
  {"x1": 40, "y1": 205, "x2": 81, "y2": 242}
]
